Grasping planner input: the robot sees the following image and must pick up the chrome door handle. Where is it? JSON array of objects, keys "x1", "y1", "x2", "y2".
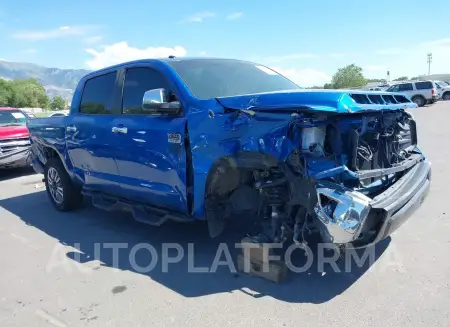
[
  {"x1": 112, "y1": 126, "x2": 128, "y2": 134},
  {"x1": 66, "y1": 125, "x2": 77, "y2": 132}
]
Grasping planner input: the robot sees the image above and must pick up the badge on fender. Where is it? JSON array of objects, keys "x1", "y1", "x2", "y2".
[{"x1": 168, "y1": 133, "x2": 182, "y2": 144}]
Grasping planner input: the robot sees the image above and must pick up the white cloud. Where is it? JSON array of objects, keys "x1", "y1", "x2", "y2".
[
  {"x1": 85, "y1": 42, "x2": 187, "y2": 69},
  {"x1": 365, "y1": 65, "x2": 386, "y2": 71},
  {"x1": 376, "y1": 48, "x2": 402, "y2": 55},
  {"x1": 83, "y1": 36, "x2": 103, "y2": 44},
  {"x1": 420, "y1": 38, "x2": 450, "y2": 48},
  {"x1": 226, "y1": 12, "x2": 243, "y2": 20},
  {"x1": 12, "y1": 25, "x2": 98, "y2": 40},
  {"x1": 199, "y1": 51, "x2": 207, "y2": 56},
  {"x1": 373, "y1": 38, "x2": 450, "y2": 77},
  {"x1": 328, "y1": 52, "x2": 347, "y2": 58},
  {"x1": 180, "y1": 12, "x2": 215, "y2": 23},
  {"x1": 264, "y1": 53, "x2": 316, "y2": 63},
  {"x1": 271, "y1": 66, "x2": 331, "y2": 87},
  {"x1": 22, "y1": 48, "x2": 37, "y2": 54}
]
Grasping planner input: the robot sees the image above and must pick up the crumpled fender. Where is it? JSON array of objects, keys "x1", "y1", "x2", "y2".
[{"x1": 187, "y1": 100, "x2": 300, "y2": 218}]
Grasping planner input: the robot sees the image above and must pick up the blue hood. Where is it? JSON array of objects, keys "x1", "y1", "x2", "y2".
[{"x1": 216, "y1": 89, "x2": 418, "y2": 114}]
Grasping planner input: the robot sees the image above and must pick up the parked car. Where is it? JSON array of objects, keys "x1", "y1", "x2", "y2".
[
  {"x1": 0, "y1": 107, "x2": 32, "y2": 169},
  {"x1": 386, "y1": 80, "x2": 439, "y2": 106},
  {"x1": 27, "y1": 58, "x2": 431, "y2": 249},
  {"x1": 434, "y1": 81, "x2": 450, "y2": 100},
  {"x1": 48, "y1": 110, "x2": 69, "y2": 117}
]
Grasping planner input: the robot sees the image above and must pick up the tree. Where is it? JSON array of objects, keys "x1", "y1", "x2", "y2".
[
  {"x1": 51, "y1": 96, "x2": 66, "y2": 111},
  {"x1": 331, "y1": 64, "x2": 366, "y2": 89},
  {"x1": 0, "y1": 79, "x2": 13, "y2": 106},
  {"x1": 6, "y1": 78, "x2": 49, "y2": 108},
  {"x1": 393, "y1": 76, "x2": 408, "y2": 81}
]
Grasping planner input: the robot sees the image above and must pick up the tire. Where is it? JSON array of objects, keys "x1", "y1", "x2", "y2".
[
  {"x1": 411, "y1": 95, "x2": 426, "y2": 107},
  {"x1": 443, "y1": 92, "x2": 450, "y2": 101},
  {"x1": 44, "y1": 157, "x2": 83, "y2": 211}
]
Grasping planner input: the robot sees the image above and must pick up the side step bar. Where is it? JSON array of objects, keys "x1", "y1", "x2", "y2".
[{"x1": 82, "y1": 188, "x2": 194, "y2": 226}]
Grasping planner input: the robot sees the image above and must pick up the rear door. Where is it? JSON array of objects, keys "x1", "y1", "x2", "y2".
[
  {"x1": 65, "y1": 71, "x2": 123, "y2": 195},
  {"x1": 414, "y1": 81, "x2": 434, "y2": 99},
  {"x1": 112, "y1": 66, "x2": 189, "y2": 213},
  {"x1": 387, "y1": 83, "x2": 414, "y2": 97}
]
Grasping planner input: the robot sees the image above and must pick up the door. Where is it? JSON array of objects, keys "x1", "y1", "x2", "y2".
[
  {"x1": 66, "y1": 71, "x2": 123, "y2": 195},
  {"x1": 112, "y1": 66, "x2": 189, "y2": 213},
  {"x1": 414, "y1": 81, "x2": 434, "y2": 99}
]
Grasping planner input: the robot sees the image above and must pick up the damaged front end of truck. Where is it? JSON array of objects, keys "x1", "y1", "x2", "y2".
[{"x1": 199, "y1": 90, "x2": 431, "y2": 248}]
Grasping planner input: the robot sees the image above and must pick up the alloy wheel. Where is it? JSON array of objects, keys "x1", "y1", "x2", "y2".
[{"x1": 47, "y1": 167, "x2": 64, "y2": 204}]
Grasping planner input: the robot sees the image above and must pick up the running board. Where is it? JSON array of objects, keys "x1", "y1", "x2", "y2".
[{"x1": 82, "y1": 189, "x2": 194, "y2": 226}]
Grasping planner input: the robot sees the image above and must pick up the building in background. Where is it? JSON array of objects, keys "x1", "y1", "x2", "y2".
[{"x1": 418, "y1": 74, "x2": 450, "y2": 82}]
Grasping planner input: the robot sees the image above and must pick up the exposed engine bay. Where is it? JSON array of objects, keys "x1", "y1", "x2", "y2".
[{"x1": 205, "y1": 109, "x2": 424, "y2": 248}]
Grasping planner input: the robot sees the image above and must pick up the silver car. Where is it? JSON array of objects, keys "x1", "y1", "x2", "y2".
[
  {"x1": 434, "y1": 81, "x2": 450, "y2": 100},
  {"x1": 386, "y1": 80, "x2": 439, "y2": 107}
]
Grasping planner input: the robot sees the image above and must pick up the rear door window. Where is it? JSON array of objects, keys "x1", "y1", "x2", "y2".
[
  {"x1": 80, "y1": 72, "x2": 117, "y2": 114},
  {"x1": 414, "y1": 81, "x2": 433, "y2": 90},
  {"x1": 398, "y1": 83, "x2": 413, "y2": 91}
]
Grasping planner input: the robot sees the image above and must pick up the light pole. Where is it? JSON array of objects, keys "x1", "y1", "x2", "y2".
[{"x1": 427, "y1": 53, "x2": 432, "y2": 75}]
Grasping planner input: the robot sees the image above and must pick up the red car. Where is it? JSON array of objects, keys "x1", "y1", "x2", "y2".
[{"x1": 0, "y1": 107, "x2": 32, "y2": 169}]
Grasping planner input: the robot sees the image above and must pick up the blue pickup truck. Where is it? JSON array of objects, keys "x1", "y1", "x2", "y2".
[{"x1": 27, "y1": 57, "x2": 431, "y2": 248}]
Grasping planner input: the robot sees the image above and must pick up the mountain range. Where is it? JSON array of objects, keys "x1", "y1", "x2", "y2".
[{"x1": 0, "y1": 60, "x2": 91, "y2": 101}]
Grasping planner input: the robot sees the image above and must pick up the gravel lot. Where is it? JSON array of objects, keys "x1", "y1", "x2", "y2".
[{"x1": 1, "y1": 102, "x2": 450, "y2": 327}]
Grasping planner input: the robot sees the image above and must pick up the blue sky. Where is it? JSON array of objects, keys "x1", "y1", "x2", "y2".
[{"x1": 1, "y1": 0, "x2": 450, "y2": 86}]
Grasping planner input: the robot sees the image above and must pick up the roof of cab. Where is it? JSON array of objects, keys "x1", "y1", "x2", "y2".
[{"x1": 81, "y1": 57, "x2": 260, "y2": 80}]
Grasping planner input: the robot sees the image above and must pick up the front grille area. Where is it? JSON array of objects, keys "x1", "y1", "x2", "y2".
[{"x1": 0, "y1": 137, "x2": 31, "y2": 155}]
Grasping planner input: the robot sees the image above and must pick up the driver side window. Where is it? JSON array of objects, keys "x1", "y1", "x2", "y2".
[
  {"x1": 387, "y1": 85, "x2": 399, "y2": 92},
  {"x1": 121, "y1": 67, "x2": 176, "y2": 115}
]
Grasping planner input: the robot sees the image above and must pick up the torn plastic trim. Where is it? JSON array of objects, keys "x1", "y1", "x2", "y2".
[
  {"x1": 314, "y1": 181, "x2": 372, "y2": 244},
  {"x1": 311, "y1": 165, "x2": 359, "y2": 180},
  {"x1": 355, "y1": 153, "x2": 423, "y2": 180},
  {"x1": 309, "y1": 153, "x2": 423, "y2": 181}
]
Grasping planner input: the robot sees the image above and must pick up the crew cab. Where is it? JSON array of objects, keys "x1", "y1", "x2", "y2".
[
  {"x1": 0, "y1": 107, "x2": 32, "y2": 169},
  {"x1": 27, "y1": 58, "x2": 431, "y2": 249}
]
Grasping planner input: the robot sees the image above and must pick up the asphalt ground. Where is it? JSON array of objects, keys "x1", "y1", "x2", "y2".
[{"x1": 1, "y1": 101, "x2": 449, "y2": 327}]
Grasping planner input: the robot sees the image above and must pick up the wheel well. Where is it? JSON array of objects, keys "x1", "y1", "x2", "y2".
[
  {"x1": 205, "y1": 152, "x2": 280, "y2": 199},
  {"x1": 45, "y1": 147, "x2": 58, "y2": 158},
  {"x1": 43, "y1": 146, "x2": 61, "y2": 163},
  {"x1": 204, "y1": 152, "x2": 281, "y2": 237}
]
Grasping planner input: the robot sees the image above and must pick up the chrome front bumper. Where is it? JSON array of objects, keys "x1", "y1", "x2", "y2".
[
  {"x1": 314, "y1": 160, "x2": 431, "y2": 247},
  {"x1": 0, "y1": 147, "x2": 31, "y2": 169}
]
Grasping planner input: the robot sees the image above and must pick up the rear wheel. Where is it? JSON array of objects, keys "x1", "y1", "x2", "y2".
[
  {"x1": 44, "y1": 157, "x2": 83, "y2": 211},
  {"x1": 443, "y1": 92, "x2": 450, "y2": 101},
  {"x1": 412, "y1": 95, "x2": 426, "y2": 107}
]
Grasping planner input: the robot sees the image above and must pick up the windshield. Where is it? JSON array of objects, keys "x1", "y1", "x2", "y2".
[
  {"x1": 167, "y1": 59, "x2": 300, "y2": 100},
  {"x1": 0, "y1": 110, "x2": 27, "y2": 126},
  {"x1": 436, "y1": 81, "x2": 449, "y2": 88}
]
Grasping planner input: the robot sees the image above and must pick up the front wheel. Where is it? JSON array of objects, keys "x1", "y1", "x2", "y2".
[
  {"x1": 443, "y1": 92, "x2": 450, "y2": 101},
  {"x1": 44, "y1": 157, "x2": 83, "y2": 211}
]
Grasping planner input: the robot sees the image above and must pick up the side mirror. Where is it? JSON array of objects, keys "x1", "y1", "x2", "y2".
[{"x1": 142, "y1": 88, "x2": 181, "y2": 115}]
